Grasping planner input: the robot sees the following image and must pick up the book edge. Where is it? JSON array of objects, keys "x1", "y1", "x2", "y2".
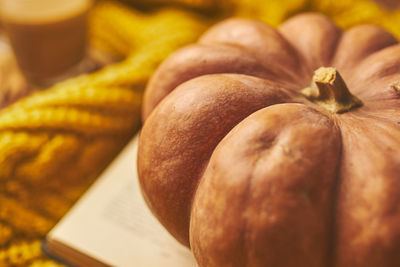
[{"x1": 43, "y1": 236, "x2": 110, "y2": 267}]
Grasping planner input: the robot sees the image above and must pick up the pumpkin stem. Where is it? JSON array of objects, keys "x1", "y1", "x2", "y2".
[
  {"x1": 301, "y1": 67, "x2": 363, "y2": 113},
  {"x1": 391, "y1": 82, "x2": 400, "y2": 94}
]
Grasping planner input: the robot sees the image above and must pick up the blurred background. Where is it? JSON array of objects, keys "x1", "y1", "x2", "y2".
[{"x1": 0, "y1": 0, "x2": 399, "y2": 266}]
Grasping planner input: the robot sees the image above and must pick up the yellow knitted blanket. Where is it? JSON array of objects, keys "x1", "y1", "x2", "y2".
[
  {"x1": 0, "y1": 2, "x2": 210, "y2": 266},
  {"x1": 1, "y1": 0, "x2": 399, "y2": 265}
]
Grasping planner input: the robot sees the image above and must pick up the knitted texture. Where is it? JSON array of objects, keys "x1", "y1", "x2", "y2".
[
  {"x1": 232, "y1": 0, "x2": 400, "y2": 37},
  {"x1": 127, "y1": 0, "x2": 400, "y2": 37},
  {"x1": 0, "y1": 1, "x2": 209, "y2": 265},
  {"x1": 1, "y1": 0, "x2": 400, "y2": 265}
]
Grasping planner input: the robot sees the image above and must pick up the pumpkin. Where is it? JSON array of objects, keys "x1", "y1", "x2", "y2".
[{"x1": 138, "y1": 13, "x2": 400, "y2": 267}]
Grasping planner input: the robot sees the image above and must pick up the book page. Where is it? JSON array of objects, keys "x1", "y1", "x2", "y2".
[{"x1": 46, "y1": 135, "x2": 198, "y2": 267}]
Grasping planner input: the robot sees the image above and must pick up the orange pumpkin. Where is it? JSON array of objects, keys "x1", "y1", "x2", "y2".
[{"x1": 138, "y1": 13, "x2": 400, "y2": 267}]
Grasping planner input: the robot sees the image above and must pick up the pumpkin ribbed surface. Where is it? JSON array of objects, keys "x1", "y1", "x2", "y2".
[{"x1": 139, "y1": 13, "x2": 400, "y2": 267}]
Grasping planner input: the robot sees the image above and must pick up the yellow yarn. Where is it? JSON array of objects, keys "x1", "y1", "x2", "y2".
[
  {"x1": 0, "y1": 1, "x2": 210, "y2": 265},
  {"x1": 232, "y1": 0, "x2": 309, "y2": 26},
  {"x1": 0, "y1": 241, "x2": 43, "y2": 266},
  {"x1": 90, "y1": 0, "x2": 211, "y2": 57},
  {"x1": 124, "y1": 0, "x2": 400, "y2": 38},
  {"x1": 2, "y1": 0, "x2": 400, "y2": 265},
  {"x1": 230, "y1": 0, "x2": 400, "y2": 38},
  {"x1": 0, "y1": 0, "x2": 209, "y2": 183},
  {"x1": 126, "y1": 0, "x2": 223, "y2": 11}
]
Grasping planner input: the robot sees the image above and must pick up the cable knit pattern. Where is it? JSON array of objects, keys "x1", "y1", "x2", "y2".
[
  {"x1": 1, "y1": 0, "x2": 400, "y2": 265},
  {"x1": 0, "y1": 1, "x2": 209, "y2": 265}
]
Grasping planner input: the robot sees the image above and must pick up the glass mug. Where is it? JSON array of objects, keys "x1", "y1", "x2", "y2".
[{"x1": 0, "y1": 0, "x2": 92, "y2": 86}]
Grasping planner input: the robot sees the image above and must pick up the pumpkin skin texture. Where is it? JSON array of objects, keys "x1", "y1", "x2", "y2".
[{"x1": 138, "y1": 13, "x2": 400, "y2": 267}]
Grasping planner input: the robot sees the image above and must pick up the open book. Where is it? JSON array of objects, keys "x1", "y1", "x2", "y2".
[{"x1": 44, "y1": 135, "x2": 198, "y2": 267}]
